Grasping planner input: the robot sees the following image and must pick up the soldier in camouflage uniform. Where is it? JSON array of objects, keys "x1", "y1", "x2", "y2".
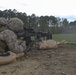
[
  {"x1": 0, "y1": 17, "x2": 8, "y2": 53},
  {"x1": 0, "y1": 17, "x2": 26, "y2": 55}
]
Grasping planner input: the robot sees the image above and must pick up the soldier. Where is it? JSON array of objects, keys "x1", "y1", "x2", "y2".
[
  {"x1": 0, "y1": 17, "x2": 26, "y2": 56},
  {"x1": 0, "y1": 17, "x2": 9, "y2": 56}
]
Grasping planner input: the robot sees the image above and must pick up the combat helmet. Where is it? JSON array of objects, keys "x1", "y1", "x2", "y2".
[
  {"x1": 0, "y1": 17, "x2": 7, "y2": 26},
  {"x1": 0, "y1": 17, "x2": 8, "y2": 32},
  {"x1": 7, "y1": 18, "x2": 24, "y2": 32}
]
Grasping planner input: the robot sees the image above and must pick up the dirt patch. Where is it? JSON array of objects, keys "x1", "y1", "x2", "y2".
[{"x1": 0, "y1": 44, "x2": 76, "y2": 75}]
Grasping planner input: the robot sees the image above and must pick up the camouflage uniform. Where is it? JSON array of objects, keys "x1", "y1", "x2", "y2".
[
  {"x1": 0, "y1": 17, "x2": 8, "y2": 52},
  {"x1": 0, "y1": 17, "x2": 26, "y2": 54}
]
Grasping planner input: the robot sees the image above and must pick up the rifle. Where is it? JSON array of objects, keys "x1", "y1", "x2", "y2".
[{"x1": 16, "y1": 27, "x2": 52, "y2": 53}]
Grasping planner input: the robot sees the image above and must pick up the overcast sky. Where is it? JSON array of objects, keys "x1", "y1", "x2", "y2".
[{"x1": 0, "y1": 0, "x2": 76, "y2": 21}]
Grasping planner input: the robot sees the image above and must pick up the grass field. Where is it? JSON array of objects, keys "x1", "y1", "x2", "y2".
[{"x1": 52, "y1": 34, "x2": 76, "y2": 42}]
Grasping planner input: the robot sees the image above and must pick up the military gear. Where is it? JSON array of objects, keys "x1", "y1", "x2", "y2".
[
  {"x1": 0, "y1": 17, "x2": 7, "y2": 26},
  {"x1": 7, "y1": 18, "x2": 24, "y2": 32},
  {"x1": 0, "y1": 17, "x2": 8, "y2": 32},
  {"x1": 0, "y1": 29, "x2": 26, "y2": 54},
  {"x1": 0, "y1": 51, "x2": 10, "y2": 56},
  {"x1": 0, "y1": 17, "x2": 26, "y2": 54},
  {"x1": 0, "y1": 18, "x2": 8, "y2": 52}
]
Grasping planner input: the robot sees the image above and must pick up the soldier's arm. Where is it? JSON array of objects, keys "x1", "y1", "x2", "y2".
[{"x1": 0, "y1": 30, "x2": 26, "y2": 54}]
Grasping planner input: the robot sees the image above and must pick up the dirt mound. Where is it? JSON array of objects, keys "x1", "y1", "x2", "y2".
[{"x1": 0, "y1": 44, "x2": 76, "y2": 75}]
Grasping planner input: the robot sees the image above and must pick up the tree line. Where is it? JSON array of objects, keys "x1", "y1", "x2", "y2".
[{"x1": 0, "y1": 9, "x2": 76, "y2": 34}]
